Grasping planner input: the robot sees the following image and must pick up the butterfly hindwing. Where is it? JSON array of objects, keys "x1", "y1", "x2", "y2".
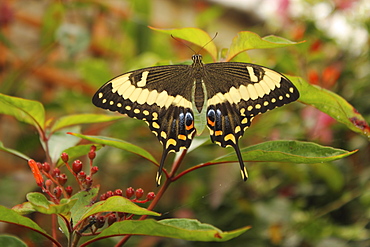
[{"x1": 204, "y1": 62, "x2": 300, "y2": 180}]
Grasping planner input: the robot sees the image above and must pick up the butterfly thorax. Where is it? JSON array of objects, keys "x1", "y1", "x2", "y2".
[{"x1": 191, "y1": 54, "x2": 207, "y2": 113}]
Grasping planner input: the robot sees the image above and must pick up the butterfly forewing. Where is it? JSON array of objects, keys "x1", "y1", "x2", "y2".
[{"x1": 92, "y1": 55, "x2": 300, "y2": 186}]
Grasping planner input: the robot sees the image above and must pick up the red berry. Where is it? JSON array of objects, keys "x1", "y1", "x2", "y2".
[
  {"x1": 135, "y1": 188, "x2": 144, "y2": 199},
  {"x1": 91, "y1": 166, "x2": 98, "y2": 174},
  {"x1": 42, "y1": 162, "x2": 50, "y2": 173},
  {"x1": 146, "y1": 192, "x2": 155, "y2": 201},
  {"x1": 95, "y1": 216, "x2": 105, "y2": 228},
  {"x1": 88, "y1": 150, "x2": 96, "y2": 160},
  {"x1": 61, "y1": 152, "x2": 69, "y2": 163},
  {"x1": 65, "y1": 186, "x2": 73, "y2": 196},
  {"x1": 84, "y1": 176, "x2": 93, "y2": 188},
  {"x1": 45, "y1": 179, "x2": 53, "y2": 188},
  {"x1": 52, "y1": 168, "x2": 61, "y2": 177},
  {"x1": 72, "y1": 160, "x2": 83, "y2": 173},
  {"x1": 117, "y1": 212, "x2": 125, "y2": 218},
  {"x1": 126, "y1": 187, "x2": 134, "y2": 198},
  {"x1": 77, "y1": 171, "x2": 86, "y2": 180},
  {"x1": 54, "y1": 186, "x2": 62, "y2": 199},
  {"x1": 90, "y1": 145, "x2": 97, "y2": 152},
  {"x1": 58, "y1": 174, "x2": 67, "y2": 186},
  {"x1": 107, "y1": 214, "x2": 117, "y2": 226},
  {"x1": 106, "y1": 191, "x2": 114, "y2": 198},
  {"x1": 36, "y1": 162, "x2": 42, "y2": 170},
  {"x1": 100, "y1": 193, "x2": 107, "y2": 201},
  {"x1": 114, "y1": 189, "x2": 123, "y2": 196}
]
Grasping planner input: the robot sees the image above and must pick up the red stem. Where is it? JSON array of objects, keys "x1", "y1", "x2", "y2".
[
  {"x1": 172, "y1": 160, "x2": 234, "y2": 181},
  {"x1": 52, "y1": 214, "x2": 58, "y2": 247}
]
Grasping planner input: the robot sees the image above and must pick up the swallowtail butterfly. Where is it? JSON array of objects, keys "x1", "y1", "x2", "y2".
[{"x1": 92, "y1": 54, "x2": 299, "y2": 185}]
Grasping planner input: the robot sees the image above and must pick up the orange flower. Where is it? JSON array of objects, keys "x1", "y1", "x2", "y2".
[{"x1": 28, "y1": 159, "x2": 44, "y2": 187}]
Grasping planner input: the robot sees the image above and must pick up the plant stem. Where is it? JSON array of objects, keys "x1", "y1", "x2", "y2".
[{"x1": 52, "y1": 214, "x2": 58, "y2": 247}]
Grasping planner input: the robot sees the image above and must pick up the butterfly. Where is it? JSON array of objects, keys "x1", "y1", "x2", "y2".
[{"x1": 92, "y1": 54, "x2": 299, "y2": 186}]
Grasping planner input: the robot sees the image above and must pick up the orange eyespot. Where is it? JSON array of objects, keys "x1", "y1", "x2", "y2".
[{"x1": 207, "y1": 117, "x2": 215, "y2": 127}]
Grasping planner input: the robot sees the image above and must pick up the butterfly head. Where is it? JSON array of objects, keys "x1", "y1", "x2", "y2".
[{"x1": 191, "y1": 54, "x2": 203, "y2": 67}]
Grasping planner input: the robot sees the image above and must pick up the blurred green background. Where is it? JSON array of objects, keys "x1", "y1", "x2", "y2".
[{"x1": 0, "y1": 0, "x2": 369, "y2": 246}]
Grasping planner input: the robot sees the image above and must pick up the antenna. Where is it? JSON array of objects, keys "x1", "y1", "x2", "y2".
[{"x1": 171, "y1": 32, "x2": 218, "y2": 54}]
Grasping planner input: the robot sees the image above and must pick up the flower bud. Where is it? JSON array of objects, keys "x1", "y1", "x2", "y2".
[
  {"x1": 58, "y1": 174, "x2": 67, "y2": 186},
  {"x1": 72, "y1": 160, "x2": 83, "y2": 174},
  {"x1": 88, "y1": 150, "x2": 96, "y2": 160},
  {"x1": 77, "y1": 171, "x2": 86, "y2": 182},
  {"x1": 45, "y1": 179, "x2": 53, "y2": 188},
  {"x1": 146, "y1": 192, "x2": 155, "y2": 201},
  {"x1": 61, "y1": 152, "x2": 69, "y2": 163},
  {"x1": 114, "y1": 189, "x2": 123, "y2": 196},
  {"x1": 95, "y1": 216, "x2": 105, "y2": 228},
  {"x1": 91, "y1": 166, "x2": 98, "y2": 174},
  {"x1": 100, "y1": 193, "x2": 107, "y2": 201},
  {"x1": 135, "y1": 188, "x2": 144, "y2": 199},
  {"x1": 54, "y1": 186, "x2": 62, "y2": 199},
  {"x1": 126, "y1": 187, "x2": 134, "y2": 198},
  {"x1": 65, "y1": 186, "x2": 73, "y2": 196},
  {"x1": 107, "y1": 214, "x2": 117, "y2": 226},
  {"x1": 84, "y1": 175, "x2": 93, "y2": 188},
  {"x1": 52, "y1": 168, "x2": 60, "y2": 177},
  {"x1": 42, "y1": 162, "x2": 50, "y2": 173},
  {"x1": 106, "y1": 190, "x2": 114, "y2": 198}
]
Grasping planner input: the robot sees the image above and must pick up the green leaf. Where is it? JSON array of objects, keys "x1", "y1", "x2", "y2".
[
  {"x1": 46, "y1": 126, "x2": 81, "y2": 164},
  {"x1": 81, "y1": 196, "x2": 160, "y2": 222},
  {"x1": 12, "y1": 202, "x2": 36, "y2": 215},
  {"x1": 227, "y1": 31, "x2": 304, "y2": 61},
  {"x1": 56, "y1": 144, "x2": 103, "y2": 167},
  {"x1": 27, "y1": 193, "x2": 50, "y2": 208},
  {"x1": 149, "y1": 27, "x2": 218, "y2": 61},
  {"x1": 86, "y1": 219, "x2": 250, "y2": 244},
  {"x1": 51, "y1": 114, "x2": 123, "y2": 133},
  {"x1": 70, "y1": 187, "x2": 100, "y2": 224},
  {"x1": 290, "y1": 76, "x2": 370, "y2": 138},
  {"x1": 69, "y1": 133, "x2": 158, "y2": 165},
  {"x1": 0, "y1": 205, "x2": 60, "y2": 246},
  {"x1": 26, "y1": 192, "x2": 77, "y2": 215},
  {"x1": 0, "y1": 235, "x2": 27, "y2": 247},
  {"x1": 213, "y1": 140, "x2": 356, "y2": 163},
  {"x1": 0, "y1": 93, "x2": 45, "y2": 130},
  {"x1": 0, "y1": 141, "x2": 30, "y2": 161}
]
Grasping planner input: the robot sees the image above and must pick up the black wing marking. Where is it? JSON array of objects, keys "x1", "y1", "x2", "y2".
[
  {"x1": 92, "y1": 65, "x2": 196, "y2": 186},
  {"x1": 204, "y1": 62, "x2": 300, "y2": 180}
]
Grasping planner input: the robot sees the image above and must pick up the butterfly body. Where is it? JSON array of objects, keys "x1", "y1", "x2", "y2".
[{"x1": 93, "y1": 54, "x2": 299, "y2": 185}]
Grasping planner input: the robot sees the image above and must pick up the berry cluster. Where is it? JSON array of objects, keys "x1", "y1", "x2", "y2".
[
  {"x1": 100, "y1": 187, "x2": 155, "y2": 203},
  {"x1": 27, "y1": 145, "x2": 156, "y2": 234},
  {"x1": 28, "y1": 146, "x2": 99, "y2": 203},
  {"x1": 81, "y1": 187, "x2": 156, "y2": 233}
]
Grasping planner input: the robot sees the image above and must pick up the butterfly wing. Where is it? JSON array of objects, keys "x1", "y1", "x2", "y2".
[
  {"x1": 92, "y1": 65, "x2": 196, "y2": 185},
  {"x1": 204, "y1": 62, "x2": 300, "y2": 180}
]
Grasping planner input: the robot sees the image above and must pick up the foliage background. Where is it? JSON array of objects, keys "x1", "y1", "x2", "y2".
[{"x1": 0, "y1": 0, "x2": 369, "y2": 246}]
